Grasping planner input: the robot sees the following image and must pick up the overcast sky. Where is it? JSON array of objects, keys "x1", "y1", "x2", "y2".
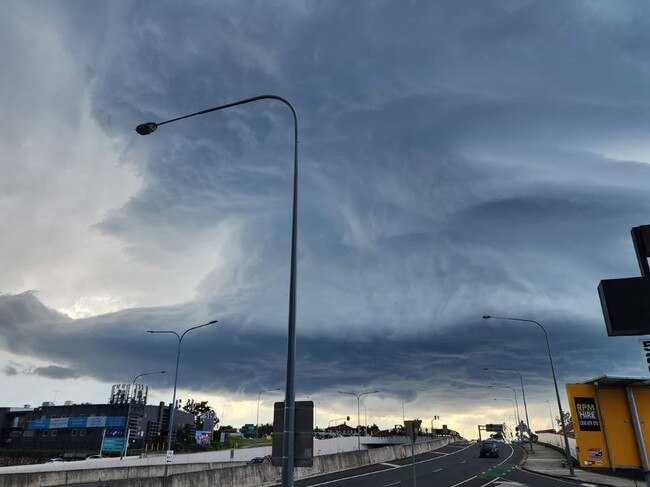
[{"x1": 1, "y1": 0, "x2": 649, "y2": 436}]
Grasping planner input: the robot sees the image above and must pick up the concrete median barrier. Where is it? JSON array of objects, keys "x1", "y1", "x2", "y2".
[{"x1": 0, "y1": 436, "x2": 458, "y2": 487}]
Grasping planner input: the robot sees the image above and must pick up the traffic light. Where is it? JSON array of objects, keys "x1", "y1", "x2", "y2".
[{"x1": 346, "y1": 416, "x2": 350, "y2": 421}]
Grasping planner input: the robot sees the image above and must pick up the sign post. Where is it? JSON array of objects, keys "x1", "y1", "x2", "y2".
[{"x1": 404, "y1": 420, "x2": 422, "y2": 487}]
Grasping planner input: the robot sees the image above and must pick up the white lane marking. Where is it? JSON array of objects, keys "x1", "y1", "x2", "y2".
[
  {"x1": 581, "y1": 484, "x2": 597, "y2": 487},
  {"x1": 433, "y1": 468, "x2": 443, "y2": 472},
  {"x1": 429, "y1": 451, "x2": 449, "y2": 455},
  {"x1": 414, "y1": 441, "x2": 476, "y2": 466},
  {"x1": 300, "y1": 442, "x2": 475, "y2": 486},
  {"x1": 479, "y1": 478, "x2": 501, "y2": 487},
  {"x1": 380, "y1": 462, "x2": 401, "y2": 468},
  {"x1": 449, "y1": 475, "x2": 477, "y2": 487},
  {"x1": 384, "y1": 482, "x2": 402, "y2": 487},
  {"x1": 460, "y1": 460, "x2": 467, "y2": 464}
]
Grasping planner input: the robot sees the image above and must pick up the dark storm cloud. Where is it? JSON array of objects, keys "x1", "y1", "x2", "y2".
[
  {"x1": 33, "y1": 366, "x2": 82, "y2": 380},
  {"x1": 3, "y1": 365, "x2": 18, "y2": 376},
  {"x1": 0, "y1": 292, "x2": 641, "y2": 409},
  {"x1": 4, "y1": 0, "x2": 650, "y2": 409}
]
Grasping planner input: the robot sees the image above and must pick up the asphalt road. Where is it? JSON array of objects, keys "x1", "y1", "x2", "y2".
[{"x1": 274, "y1": 441, "x2": 584, "y2": 487}]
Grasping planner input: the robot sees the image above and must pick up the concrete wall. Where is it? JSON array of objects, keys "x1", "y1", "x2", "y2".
[
  {"x1": 0, "y1": 436, "x2": 456, "y2": 487},
  {"x1": 536, "y1": 432, "x2": 577, "y2": 460}
]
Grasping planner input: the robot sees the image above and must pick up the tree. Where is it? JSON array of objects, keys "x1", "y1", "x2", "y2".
[
  {"x1": 367, "y1": 423, "x2": 380, "y2": 435},
  {"x1": 182, "y1": 399, "x2": 215, "y2": 430},
  {"x1": 555, "y1": 411, "x2": 572, "y2": 429},
  {"x1": 257, "y1": 423, "x2": 273, "y2": 436}
]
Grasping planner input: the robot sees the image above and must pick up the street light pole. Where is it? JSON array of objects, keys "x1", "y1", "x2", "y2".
[
  {"x1": 136, "y1": 95, "x2": 299, "y2": 487},
  {"x1": 489, "y1": 386, "x2": 521, "y2": 436},
  {"x1": 147, "y1": 319, "x2": 218, "y2": 475},
  {"x1": 483, "y1": 315, "x2": 574, "y2": 475},
  {"x1": 338, "y1": 390, "x2": 379, "y2": 451},
  {"x1": 546, "y1": 400, "x2": 555, "y2": 431},
  {"x1": 494, "y1": 398, "x2": 517, "y2": 438},
  {"x1": 485, "y1": 367, "x2": 534, "y2": 452},
  {"x1": 256, "y1": 388, "x2": 281, "y2": 444},
  {"x1": 121, "y1": 370, "x2": 165, "y2": 459}
]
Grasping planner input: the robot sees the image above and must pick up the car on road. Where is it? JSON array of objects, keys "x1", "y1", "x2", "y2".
[
  {"x1": 479, "y1": 440, "x2": 499, "y2": 458},
  {"x1": 248, "y1": 455, "x2": 272, "y2": 464},
  {"x1": 45, "y1": 458, "x2": 64, "y2": 463},
  {"x1": 85, "y1": 455, "x2": 107, "y2": 460}
]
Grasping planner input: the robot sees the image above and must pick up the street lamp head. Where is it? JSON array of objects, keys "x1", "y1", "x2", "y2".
[
  {"x1": 482, "y1": 315, "x2": 491, "y2": 319},
  {"x1": 207, "y1": 320, "x2": 219, "y2": 325},
  {"x1": 135, "y1": 122, "x2": 158, "y2": 135}
]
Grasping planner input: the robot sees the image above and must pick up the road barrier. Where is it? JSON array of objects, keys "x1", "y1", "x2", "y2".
[{"x1": 0, "y1": 436, "x2": 456, "y2": 487}]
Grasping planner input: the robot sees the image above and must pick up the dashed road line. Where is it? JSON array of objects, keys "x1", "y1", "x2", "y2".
[
  {"x1": 449, "y1": 476, "x2": 478, "y2": 487},
  {"x1": 384, "y1": 482, "x2": 402, "y2": 486},
  {"x1": 433, "y1": 468, "x2": 443, "y2": 472},
  {"x1": 380, "y1": 462, "x2": 401, "y2": 468}
]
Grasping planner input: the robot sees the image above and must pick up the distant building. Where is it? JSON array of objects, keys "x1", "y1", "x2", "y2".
[
  {"x1": 0, "y1": 400, "x2": 193, "y2": 455},
  {"x1": 324, "y1": 423, "x2": 356, "y2": 436}
]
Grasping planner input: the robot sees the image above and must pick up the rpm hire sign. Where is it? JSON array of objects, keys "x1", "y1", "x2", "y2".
[{"x1": 574, "y1": 397, "x2": 601, "y2": 431}]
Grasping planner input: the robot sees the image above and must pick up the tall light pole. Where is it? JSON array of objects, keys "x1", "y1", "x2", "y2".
[
  {"x1": 147, "y1": 319, "x2": 218, "y2": 475},
  {"x1": 485, "y1": 367, "x2": 534, "y2": 451},
  {"x1": 494, "y1": 398, "x2": 517, "y2": 437},
  {"x1": 121, "y1": 370, "x2": 165, "y2": 459},
  {"x1": 546, "y1": 400, "x2": 555, "y2": 430},
  {"x1": 338, "y1": 390, "x2": 379, "y2": 451},
  {"x1": 137, "y1": 95, "x2": 299, "y2": 487},
  {"x1": 489, "y1": 385, "x2": 521, "y2": 435},
  {"x1": 256, "y1": 388, "x2": 281, "y2": 444},
  {"x1": 483, "y1": 315, "x2": 574, "y2": 475}
]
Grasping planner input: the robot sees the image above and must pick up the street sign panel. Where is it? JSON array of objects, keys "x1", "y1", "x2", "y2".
[
  {"x1": 598, "y1": 277, "x2": 650, "y2": 336},
  {"x1": 485, "y1": 423, "x2": 504, "y2": 432},
  {"x1": 272, "y1": 401, "x2": 314, "y2": 467},
  {"x1": 404, "y1": 420, "x2": 422, "y2": 442},
  {"x1": 165, "y1": 450, "x2": 174, "y2": 464}
]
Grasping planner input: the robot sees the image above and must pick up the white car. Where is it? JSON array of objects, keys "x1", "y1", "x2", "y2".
[{"x1": 85, "y1": 455, "x2": 107, "y2": 460}]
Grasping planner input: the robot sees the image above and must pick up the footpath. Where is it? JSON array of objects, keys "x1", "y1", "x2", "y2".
[{"x1": 520, "y1": 443, "x2": 640, "y2": 487}]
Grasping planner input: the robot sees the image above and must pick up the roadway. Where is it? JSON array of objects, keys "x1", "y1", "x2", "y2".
[{"x1": 273, "y1": 441, "x2": 583, "y2": 487}]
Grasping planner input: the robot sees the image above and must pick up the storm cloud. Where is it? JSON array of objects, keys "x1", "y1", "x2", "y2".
[{"x1": 1, "y1": 0, "x2": 650, "y2": 431}]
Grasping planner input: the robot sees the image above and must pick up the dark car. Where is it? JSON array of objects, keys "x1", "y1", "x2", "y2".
[
  {"x1": 479, "y1": 441, "x2": 499, "y2": 458},
  {"x1": 248, "y1": 455, "x2": 271, "y2": 465}
]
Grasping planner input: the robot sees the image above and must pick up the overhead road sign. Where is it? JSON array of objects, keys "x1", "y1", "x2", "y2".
[{"x1": 598, "y1": 225, "x2": 650, "y2": 336}]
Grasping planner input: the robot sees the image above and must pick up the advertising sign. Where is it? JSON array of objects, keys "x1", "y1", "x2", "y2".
[
  {"x1": 105, "y1": 428, "x2": 126, "y2": 438},
  {"x1": 574, "y1": 397, "x2": 601, "y2": 431},
  {"x1": 27, "y1": 418, "x2": 50, "y2": 430},
  {"x1": 106, "y1": 416, "x2": 126, "y2": 427},
  {"x1": 102, "y1": 437, "x2": 125, "y2": 452},
  {"x1": 87, "y1": 416, "x2": 107, "y2": 428},
  {"x1": 588, "y1": 448, "x2": 603, "y2": 458},
  {"x1": 566, "y1": 383, "x2": 610, "y2": 469},
  {"x1": 195, "y1": 431, "x2": 212, "y2": 445},
  {"x1": 68, "y1": 417, "x2": 87, "y2": 428},
  {"x1": 49, "y1": 418, "x2": 69, "y2": 429}
]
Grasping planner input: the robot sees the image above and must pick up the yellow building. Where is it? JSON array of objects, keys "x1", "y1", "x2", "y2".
[{"x1": 566, "y1": 376, "x2": 650, "y2": 473}]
